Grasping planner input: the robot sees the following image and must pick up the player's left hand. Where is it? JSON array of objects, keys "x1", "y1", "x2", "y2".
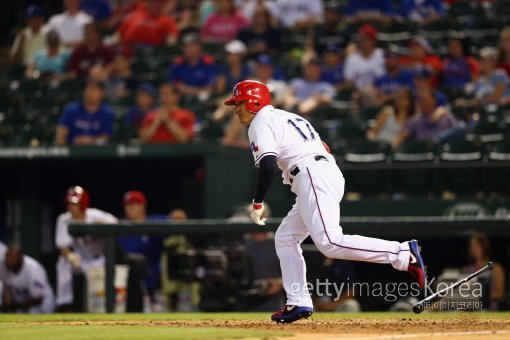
[{"x1": 251, "y1": 202, "x2": 267, "y2": 226}]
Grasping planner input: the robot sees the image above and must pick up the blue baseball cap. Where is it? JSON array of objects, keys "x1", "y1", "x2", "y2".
[
  {"x1": 324, "y1": 43, "x2": 342, "y2": 53},
  {"x1": 137, "y1": 82, "x2": 157, "y2": 98},
  {"x1": 256, "y1": 54, "x2": 275, "y2": 67},
  {"x1": 26, "y1": 4, "x2": 44, "y2": 19}
]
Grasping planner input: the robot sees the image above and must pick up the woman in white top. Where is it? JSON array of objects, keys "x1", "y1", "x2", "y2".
[{"x1": 366, "y1": 87, "x2": 415, "y2": 145}]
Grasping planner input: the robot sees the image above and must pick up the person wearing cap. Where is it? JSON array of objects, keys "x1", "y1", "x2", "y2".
[
  {"x1": 55, "y1": 186, "x2": 118, "y2": 310},
  {"x1": 346, "y1": 0, "x2": 394, "y2": 25},
  {"x1": 98, "y1": 45, "x2": 138, "y2": 102},
  {"x1": 400, "y1": 36, "x2": 442, "y2": 87},
  {"x1": 117, "y1": 191, "x2": 164, "y2": 310},
  {"x1": 399, "y1": 0, "x2": 445, "y2": 24},
  {"x1": 10, "y1": 4, "x2": 49, "y2": 65},
  {"x1": 201, "y1": 0, "x2": 248, "y2": 43},
  {"x1": 455, "y1": 47, "x2": 510, "y2": 108},
  {"x1": 167, "y1": 33, "x2": 217, "y2": 98},
  {"x1": 125, "y1": 83, "x2": 157, "y2": 128},
  {"x1": 25, "y1": 30, "x2": 71, "y2": 80},
  {"x1": 284, "y1": 56, "x2": 336, "y2": 115},
  {"x1": 412, "y1": 67, "x2": 448, "y2": 107},
  {"x1": 55, "y1": 79, "x2": 114, "y2": 145},
  {"x1": 367, "y1": 45, "x2": 414, "y2": 106},
  {"x1": 320, "y1": 44, "x2": 346, "y2": 90},
  {"x1": 117, "y1": 0, "x2": 179, "y2": 46},
  {"x1": 140, "y1": 83, "x2": 196, "y2": 143},
  {"x1": 311, "y1": 1, "x2": 350, "y2": 56},
  {"x1": 237, "y1": 5, "x2": 281, "y2": 59},
  {"x1": 67, "y1": 23, "x2": 114, "y2": 79},
  {"x1": 343, "y1": 24, "x2": 385, "y2": 90},
  {"x1": 216, "y1": 40, "x2": 252, "y2": 94},
  {"x1": 80, "y1": 0, "x2": 112, "y2": 26},
  {"x1": 47, "y1": 0, "x2": 93, "y2": 48}
]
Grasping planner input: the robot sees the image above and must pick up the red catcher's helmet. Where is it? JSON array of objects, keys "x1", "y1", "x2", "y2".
[
  {"x1": 224, "y1": 80, "x2": 271, "y2": 113},
  {"x1": 66, "y1": 186, "x2": 90, "y2": 211}
]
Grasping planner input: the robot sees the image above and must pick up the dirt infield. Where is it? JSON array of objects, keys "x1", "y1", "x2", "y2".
[{"x1": 34, "y1": 313, "x2": 510, "y2": 339}]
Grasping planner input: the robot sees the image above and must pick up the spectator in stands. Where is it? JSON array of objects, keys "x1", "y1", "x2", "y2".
[
  {"x1": 455, "y1": 47, "x2": 510, "y2": 108},
  {"x1": 47, "y1": 0, "x2": 93, "y2": 47},
  {"x1": 235, "y1": 0, "x2": 278, "y2": 24},
  {"x1": 274, "y1": 0, "x2": 324, "y2": 29},
  {"x1": 399, "y1": 0, "x2": 445, "y2": 23},
  {"x1": 167, "y1": 33, "x2": 216, "y2": 99},
  {"x1": 344, "y1": 24, "x2": 385, "y2": 90},
  {"x1": 10, "y1": 4, "x2": 48, "y2": 65},
  {"x1": 125, "y1": 83, "x2": 157, "y2": 128},
  {"x1": 140, "y1": 83, "x2": 196, "y2": 143},
  {"x1": 0, "y1": 244, "x2": 55, "y2": 313},
  {"x1": 25, "y1": 31, "x2": 71, "y2": 80},
  {"x1": 498, "y1": 27, "x2": 510, "y2": 76},
  {"x1": 118, "y1": 0, "x2": 179, "y2": 46},
  {"x1": 311, "y1": 1, "x2": 350, "y2": 56},
  {"x1": 200, "y1": 0, "x2": 248, "y2": 43},
  {"x1": 321, "y1": 44, "x2": 345, "y2": 90},
  {"x1": 55, "y1": 186, "x2": 118, "y2": 310},
  {"x1": 463, "y1": 233, "x2": 505, "y2": 311},
  {"x1": 117, "y1": 191, "x2": 164, "y2": 310},
  {"x1": 81, "y1": 0, "x2": 112, "y2": 26},
  {"x1": 67, "y1": 23, "x2": 114, "y2": 79},
  {"x1": 393, "y1": 88, "x2": 459, "y2": 148},
  {"x1": 366, "y1": 88, "x2": 415, "y2": 145},
  {"x1": 92, "y1": 45, "x2": 137, "y2": 102},
  {"x1": 442, "y1": 34, "x2": 480, "y2": 91},
  {"x1": 237, "y1": 5, "x2": 281, "y2": 59},
  {"x1": 413, "y1": 67, "x2": 448, "y2": 106},
  {"x1": 346, "y1": 0, "x2": 394, "y2": 25},
  {"x1": 366, "y1": 45, "x2": 414, "y2": 106},
  {"x1": 284, "y1": 56, "x2": 336, "y2": 115},
  {"x1": 216, "y1": 40, "x2": 251, "y2": 95},
  {"x1": 400, "y1": 37, "x2": 442, "y2": 87},
  {"x1": 108, "y1": 0, "x2": 143, "y2": 29},
  {"x1": 56, "y1": 79, "x2": 114, "y2": 145}
]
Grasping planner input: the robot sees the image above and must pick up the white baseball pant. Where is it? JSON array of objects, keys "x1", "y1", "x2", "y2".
[{"x1": 275, "y1": 157, "x2": 411, "y2": 308}]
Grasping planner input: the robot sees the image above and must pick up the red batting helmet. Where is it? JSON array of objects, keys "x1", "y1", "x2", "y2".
[
  {"x1": 224, "y1": 80, "x2": 271, "y2": 113},
  {"x1": 66, "y1": 186, "x2": 90, "y2": 211}
]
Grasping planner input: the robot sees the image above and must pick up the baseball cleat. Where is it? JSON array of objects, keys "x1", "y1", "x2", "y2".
[
  {"x1": 408, "y1": 239, "x2": 427, "y2": 289},
  {"x1": 271, "y1": 305, "x2": 313, "y2": 324}
]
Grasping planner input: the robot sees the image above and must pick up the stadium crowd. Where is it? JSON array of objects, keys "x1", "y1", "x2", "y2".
[{"x1": 0, "y1": 0, "x2": 509, "y2": 157}]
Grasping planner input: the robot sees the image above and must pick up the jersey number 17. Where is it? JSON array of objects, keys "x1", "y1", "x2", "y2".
[{"x1": 288, "y1": 118, "x2": 316, "y2": 141}]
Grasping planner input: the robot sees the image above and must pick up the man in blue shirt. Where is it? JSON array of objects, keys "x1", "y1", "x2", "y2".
[
  {"x1": 56, "y1": 79, "x2": 114, "y2": 145},
  {"x1": 167, "y1": 33, "x2": 216, "y2": 99}
]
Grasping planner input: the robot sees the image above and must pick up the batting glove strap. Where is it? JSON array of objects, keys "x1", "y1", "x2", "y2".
[{"x1": 251, "y1": 201, "x2": 266, "y2": 225}]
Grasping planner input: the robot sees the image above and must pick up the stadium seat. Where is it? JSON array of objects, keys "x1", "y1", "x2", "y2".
[
  {"x1": 198, "y1": 120, "x2": 223, "y2": 140},
  {"x1": 440, "y1": 140, "x2": 484, "y2": 161},
  {"x1": 3, "y1": 64, "x2": 26, "y2": 80},
  {"x1": 419, "y1": 19, "x2": 457, "y2": 40},
  {"x1": 377, "y1": 21, "x2": 414, "y2": 43},
  {"x1": 393, "y1": 140, "x2": 438, "y2": 162},
  {"x1": 466, "y1": 121, "x2": 504, "y2": 143},
  {"x1": 489, "y1": 138, "x2": 510, "y2": 160},
  {"x1": 343, "y1": 141, "x2": 388, "y2": 163}
]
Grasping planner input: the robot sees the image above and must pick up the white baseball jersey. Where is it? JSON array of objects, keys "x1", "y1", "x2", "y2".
[
  {"x1": 0, "y1": 255, "x2": 55, "y2": 313},
  {"x1": 248, "y1": 105, "x2": 332, "y2": 185},
  {"x1": 55, "y1": 208, "x2": 118, "y2": 260},
  {"x1": 344, "y1": 48, "x2": 385, "y2": 88}
]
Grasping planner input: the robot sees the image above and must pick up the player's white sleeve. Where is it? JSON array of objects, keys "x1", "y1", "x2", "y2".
[
  {"x1": 89, "y1": 209, "x2": 119, "y2": 224},
  {"x1": 55, "y1": 213, "x2": 73, "y2": 249},
  {"x1": 27, "y1": 261, "x2": 47, "y2": 299},
  {"x1": 343, "y1": 55, "x2": 355, "y2": 81},
  {"x1": 248, "y1": 114, "x2": 278, "y2": 167}
]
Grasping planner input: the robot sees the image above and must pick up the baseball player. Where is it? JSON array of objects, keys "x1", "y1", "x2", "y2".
[
  {"x1": 55, "y1": 186, "x2": 118, "y2": 309},
  {"x1": 224, "y1": 80, "x2": 427, "y2": 323},
  {"x1": 0, "y1": 244, "x2": 55, "y2": 313}
]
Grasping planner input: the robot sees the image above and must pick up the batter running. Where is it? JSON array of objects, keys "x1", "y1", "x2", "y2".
[{"x1": 224, "y1": 80, "x2": 427, "y2": 323}]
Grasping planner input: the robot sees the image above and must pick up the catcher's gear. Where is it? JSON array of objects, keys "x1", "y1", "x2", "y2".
[
  {"x1": 66, "y1": 186, "x2": 90, "y2": 211},
  {"x1": 251, "y1": 201, "x2": 267, "y2": 225},
  {"x1": 224, "y1": 80, "x2": 271, "y2": 113}
]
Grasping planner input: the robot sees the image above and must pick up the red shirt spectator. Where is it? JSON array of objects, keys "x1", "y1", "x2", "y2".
[
  {"x1": 200, "y1": 0, "x2": 248, "y2": 43},
  {"x1": 68, "y1": 23, "x2": 113, "y2": 78},
  {"x1": 400, "y1": 37, "x2": 442, "y2": 87},
  {"x1": 118, "y1": 0, "x2": 179, "y2": 46},
  {"x1": 140, "y1": 83, "x2": 195, "y2": 143}
]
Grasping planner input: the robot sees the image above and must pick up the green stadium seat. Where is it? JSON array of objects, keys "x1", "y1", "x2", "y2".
[
  {"x1": 440, "y1": 140, "x2": 484, "y2": 161},
  {"x1": 198, "y1": 121, "x2": 223, "y2": 141},
  {"x1": 489, "y1": 139, "x2": 510, "y2": 160},
  {"x1": 376, "y1": 21, "x2": 414, "y2": 43},
  {"x1": 343, "y1": 141, "x2": 388, "y2": 163},
  {"x1": 393, "y1": 140, "x2": 438, "y2": 162},
  {"x1": 466, "y1": 121, "x2": 504, "y2": 143},
  {"x1": 3, "y1": 64, "x2": 26, "y2": 80}
]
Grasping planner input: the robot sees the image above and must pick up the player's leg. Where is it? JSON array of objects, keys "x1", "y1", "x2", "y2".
[
  {"x1": 274, "y1": 203, "x2": 312, "y2": 308},
  {"x1": 55, "y1": 255, "x2": 74, "y2": 307},
  {"x1": 296, "y1": 165, "x2": 411, "y2": 271}
]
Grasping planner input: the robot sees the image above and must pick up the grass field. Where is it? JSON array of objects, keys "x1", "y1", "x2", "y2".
[{"x1": 1, "y1": 312, "x2": 510, "y2": 340}]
